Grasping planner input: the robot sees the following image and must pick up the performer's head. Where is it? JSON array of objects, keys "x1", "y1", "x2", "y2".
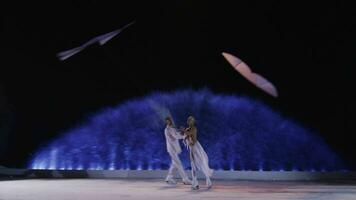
[
  {"x1": 165, "y1": 116, "x2": 173, "y2": 127},
  {"x1": 187, "y1": 116, "x2": 195, "y2": 127}
]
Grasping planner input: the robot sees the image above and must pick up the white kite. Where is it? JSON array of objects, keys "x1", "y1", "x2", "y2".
[
  {"x1": 57, "y1": 21, "x2": 135, "y2": 61},
  {"x1": 222, "y1": 52, "x2": 278, "y2": 97}
]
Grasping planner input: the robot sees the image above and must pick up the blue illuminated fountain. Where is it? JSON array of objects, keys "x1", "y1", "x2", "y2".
[{"x1": 29, "y1": 89, "x2": 343, "y2": 171}]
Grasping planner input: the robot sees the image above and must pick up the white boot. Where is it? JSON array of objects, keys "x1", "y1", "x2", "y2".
[
  {"x1": 165, "y1": 178, "x2": 177, "y2": 184},
  {"x1": 182, "y1": 178, "x2": 192, "y2": 185},
  {"x1": 191, "y1": 185, "x2": 199, "y2": 190},
  {"x1": 206, "y1": 177, "x2": 212, "y2": 189}
]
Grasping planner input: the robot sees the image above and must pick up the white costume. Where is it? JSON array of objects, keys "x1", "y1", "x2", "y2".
[
  {"x1": 164, "y1": 126, "x2": 190, "y2": 183},
  {"x1": 185, "y1": 125, "x2": 213, "y2": 189},
  {"x1": 189, "y1": 141, "x2": 213, "y2": 188}
]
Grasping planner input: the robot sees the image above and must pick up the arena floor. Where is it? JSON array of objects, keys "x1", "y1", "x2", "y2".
[{"x1": 1, "y1": 179, "x2": 356, "y2": 200}]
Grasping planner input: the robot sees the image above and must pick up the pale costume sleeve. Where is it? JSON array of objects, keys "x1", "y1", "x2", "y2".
[
  {"x1": 165, "y1": 127, "x2": 182, "y2": 155},
  {"x1": 169, "y1": 128, "x2": 184, "y2": 140}
]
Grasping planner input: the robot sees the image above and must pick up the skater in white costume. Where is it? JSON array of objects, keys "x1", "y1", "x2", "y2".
[
  {"x1": 183, "y1": 116, "x2": 213, "y2": 190},
  {"x1": 164, "y1": 117, "x2": 191, "y2": 185}
]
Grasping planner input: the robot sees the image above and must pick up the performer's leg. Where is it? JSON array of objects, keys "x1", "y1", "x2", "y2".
[
  {"x1": 201, "y1": 168, "x2": 212, "y2": 188},
  {"x1": 165, "y1": 159, "x2": 177, "y2": 184},
  {"x1": 170, "y1": 153, "x2": 190, "y2": 183},
  {"x1": 206, "y1": 176, "x2": 212, "y2": 188},
  {"x1": 190, "y1": 150, "x2": 199, "y2": 189}
]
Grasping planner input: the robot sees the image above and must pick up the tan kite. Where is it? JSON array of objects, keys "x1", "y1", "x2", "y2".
[{"x1": 222, "y1": 52, "x2": 278, "y2": 97}]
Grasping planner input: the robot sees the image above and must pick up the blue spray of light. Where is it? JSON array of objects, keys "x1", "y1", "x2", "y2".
[{"x1": 29, "y1": 89, "x2": 344, "y2": 171}]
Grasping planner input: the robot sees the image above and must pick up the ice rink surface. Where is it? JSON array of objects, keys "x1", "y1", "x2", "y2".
[{"x1": 1, "y1": 179, "x2": 356, "y2": 200}]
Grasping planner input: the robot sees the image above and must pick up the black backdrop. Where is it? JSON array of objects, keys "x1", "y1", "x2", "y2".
[{"x1": 0, "y1": 1, "x2": 355, "y2": 168}]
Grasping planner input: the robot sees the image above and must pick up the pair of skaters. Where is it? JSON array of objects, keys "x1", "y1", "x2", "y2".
[{"x1": 164, "y1": 116, "x2": 213, "y2": 190}]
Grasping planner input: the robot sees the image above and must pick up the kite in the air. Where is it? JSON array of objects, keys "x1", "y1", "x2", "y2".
[
  {"x1": 57, "y1": 21, "x2": 135, "y2": 61},
  {"x1": 222, "y1": 52, "x2": 278, "y2": 97}
]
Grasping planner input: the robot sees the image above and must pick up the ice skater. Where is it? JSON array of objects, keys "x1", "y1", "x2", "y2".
[
  {"x1": 182, "y1": 116, "x2": 213, "y2": 190},
  {"x1": 164, "y1": 116, "x2": 192, "y2": 185}
]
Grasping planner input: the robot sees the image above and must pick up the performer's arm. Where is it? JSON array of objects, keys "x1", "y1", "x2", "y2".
[
  {"x1": 170, "y1": 128, "x2": 184, "y2": 140},
  {"x1": 184, "y1": 128, "x2": 192, "y2": 136},
  {"x1": 184, "y1": 127, "x2": 197, "y2": 145}
]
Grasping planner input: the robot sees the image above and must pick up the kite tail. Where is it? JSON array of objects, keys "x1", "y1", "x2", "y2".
[{"x1": 57, "y1": 47, "x2": 84, "y2": 61}]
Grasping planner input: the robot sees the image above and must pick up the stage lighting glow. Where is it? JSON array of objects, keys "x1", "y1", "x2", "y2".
[{"x1": 29, "y1": 89, "x2": 344, "y2": 171}]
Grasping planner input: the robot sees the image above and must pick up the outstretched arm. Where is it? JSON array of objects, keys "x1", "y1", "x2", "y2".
[{"x1": 170, "y1": 128, "x2": 184, "y2": 140}]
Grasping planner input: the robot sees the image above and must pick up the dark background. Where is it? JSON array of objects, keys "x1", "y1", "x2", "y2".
[{"x1": 0, "y1": 1, "x2": 355, "y2": 169}]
